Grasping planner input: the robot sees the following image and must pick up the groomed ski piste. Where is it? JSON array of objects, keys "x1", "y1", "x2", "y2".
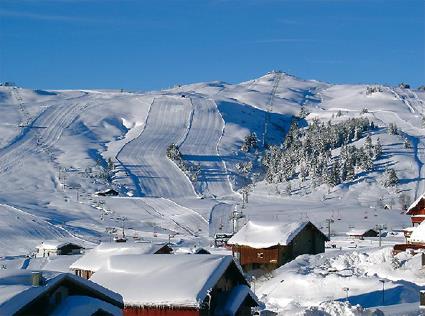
[{"x1": 0, "y1": 72, "x2": 425, "y2": 315}]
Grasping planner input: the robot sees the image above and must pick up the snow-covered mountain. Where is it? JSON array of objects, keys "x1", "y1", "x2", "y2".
[{"x1": 0, "y1": 72, "x2": 424, "y2": 257}]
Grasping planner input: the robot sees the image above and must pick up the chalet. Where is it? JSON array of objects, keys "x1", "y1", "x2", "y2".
[
  {"x1": 95, "y1": 188, "x2": 119, "y2": 197},
  {"x1": 227, "y1": 221, "x2": 328, "y2": 272},
  {"x1": 393, "y1": 221, "x2": 425, "y2": 254},
  {"x1": 70, "y1": 242, "x2": 173, "y2": 279},
  {"x1": 90, "y1": 254, "x2": 259, "y2": 316},
  {"x1": 406, "y1": 193, "x2": 425, "y2": 226},
  {"x1": 346, "y1": 228, "x2": 378, "y2": 240},
  {"x1": 0, "y1": 269, "x2": 123, "y2": 315},
  {"x1": 35, "y1": 241, "x2": 84, "y2": 258}
]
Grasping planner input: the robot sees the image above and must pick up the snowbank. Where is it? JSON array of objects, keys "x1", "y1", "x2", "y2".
[{"x1": 257, "y1": 247, "x2": 425, "y2": 314}]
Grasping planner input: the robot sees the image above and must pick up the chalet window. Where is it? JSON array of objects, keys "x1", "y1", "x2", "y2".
[{"x1": 257, "y1": 252, "x2": 264, "y2": 258}]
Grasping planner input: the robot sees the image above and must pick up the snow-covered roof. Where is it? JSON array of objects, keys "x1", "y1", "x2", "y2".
[
  {"x1": 409, "y1": 221, "x2": 425, "y2": 244},
  {"x1": 90, "y1": 254, "x2": 244, "y2": 308},
  {"x1": 70, "y1": 242, "x2": 170, "y2": 272},
  {"x1": 35, "y1": 240, "x2": 83, "y2": 250},
  {"x1": 227, "y1": 220, "x2": 312, "y2": 248},
  {"x1": 0, "y1": 270, "x2": 122, "y2": 315},
  {"x1": 407, "y1": 193, "x2": 425, "y2": 214}
]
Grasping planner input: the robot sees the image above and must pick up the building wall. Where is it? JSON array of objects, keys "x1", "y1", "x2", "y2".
[
  {"x1": 124, "y1": 307, "x2": 199, "y2": 316},
  {"x1": 291, "y1": 224, "x2": 326, "y2": 258},
  {"x1": 233, "y1": 245, "x2": 280, "y2": 267},
  {"x1": 73, "y1": 269, "x2": 94, "y2": 280}
]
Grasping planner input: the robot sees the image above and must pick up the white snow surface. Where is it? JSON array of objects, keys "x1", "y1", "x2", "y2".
[
  {"x1": 257, "y1": 247, "x2": 425, "y2": 315},
  {"x1": 90, "y1": 254, "x2": 239, "y2": 308},
  {"x1": 227, "y1": 220, "x2": 309, "y2": 248}
]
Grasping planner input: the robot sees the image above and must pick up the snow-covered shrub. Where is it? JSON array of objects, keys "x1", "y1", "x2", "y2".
[{"x1": 365, "y1": 86, "x2": 383, "y2": 95}]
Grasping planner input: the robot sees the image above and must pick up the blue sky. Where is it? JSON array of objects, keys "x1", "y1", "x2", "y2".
[{"x1": 0, "y1": 0, "x2": 424, "y2": 90}]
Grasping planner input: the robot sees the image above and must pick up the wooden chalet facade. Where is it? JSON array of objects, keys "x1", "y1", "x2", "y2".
[
  {"x1": 228, "y1": 221, "x2": 328, "y2": 272},
  {"x1": 90, "y1": 255, "x2": 259, "y2": 316},
  {"x1": 406, "y1": 194, "x2": 425, "y2": 226},
  {"x1": 70, "y1": 242, "x2": 173, "y2": 280}
]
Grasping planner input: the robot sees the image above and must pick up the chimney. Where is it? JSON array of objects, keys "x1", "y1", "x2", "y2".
[{"x1": 31, "y1": 271, "x2": 42, "y2": 286}]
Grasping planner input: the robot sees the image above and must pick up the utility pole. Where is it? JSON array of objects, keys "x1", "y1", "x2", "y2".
[
  {"x1": 231, "y1": 206, "x2": 245, "y2": 234},
  {"x1": 343, "y1": 287, "x2": 350, "y2": 301},
  {"x1": 326, "y1": 218, "x2": 334, "y2": 240},
  {"x1": 379, "y1": 279, "x2": 385, "y2": 305},
  {"x1": 375, "y1": 224, "x2": 387, "y2": 247}
]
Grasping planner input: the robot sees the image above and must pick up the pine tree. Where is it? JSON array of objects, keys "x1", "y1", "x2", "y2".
[
  {"x1": 364, "y1": 135, "x2": 374, "y2": 158},
  {"x1": 383, "y1": 168, "x2": 399, "y2": 187},
  {"x1": 298, "y1": 106, "x2": 308, "y2": 119},
  {"x1": 388, "y1": 123, "x2": 398, "y2": 135},
  {"x1": 374, "y1": 138, "x2": 383, "y2": 159}
]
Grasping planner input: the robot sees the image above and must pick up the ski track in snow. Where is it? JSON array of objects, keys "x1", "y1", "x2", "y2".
[
  {"x1": 110, "y1": 197, "x2": 208, "y2": 237},
  {"x1": 116, "y1": 96, "x2": 197, "y2": 198},
  {"x1": 179, "y1": 97, "x2": 234, "y2": 198},
  {"x1": 208, "y1": 202, "x2": 235, "y2": 236},
  {"x1": 0, "y1": 90, "x2": 96, "y2": 174}
]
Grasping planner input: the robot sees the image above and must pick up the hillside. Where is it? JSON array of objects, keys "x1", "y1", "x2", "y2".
[{"x1": 0, "y1": 72, "x2": 424, "y2": 256}]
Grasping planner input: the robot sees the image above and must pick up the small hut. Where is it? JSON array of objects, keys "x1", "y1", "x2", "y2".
[
  {"x1": 35, "y1": 241, "x2": 84, "y2": 258},
  {"x1": 346, "y1": 228, "x2": 378, "y2": 240}
]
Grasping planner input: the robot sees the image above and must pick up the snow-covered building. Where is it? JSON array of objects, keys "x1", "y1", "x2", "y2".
[
  {"x1": 70, "y1": 242, "x2": 173, "y2": 279},
  {"x1": 408, "y1": 221, "x2": 425, "y2": 245},
  {"x1": 0, "y1": 269, "x2": 123, "y2": 315},
  {"x1": 406, "y1": 193, "x2": 425, "y2": 226},
  {"x1": 346, "y1": 228, "x2": 378, "y2": 239},
  {"x1": 90, "y1": 254, "x2": 259, "y2": 316},
  {"x1": 393, "y1": 221, "x2": 425, "y2": 254},
  {"x1": 227, "y1": 221, "x2": 328, "y2": 272},
  {"x1": 35, "y1": 241, "x2": 84, "y2": 258}
]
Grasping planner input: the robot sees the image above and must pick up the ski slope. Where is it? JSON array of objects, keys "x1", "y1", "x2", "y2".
[
  {"x1": 116, "y1": 96, "x2": 197, "y2": 198},
  {"x1": 179, "y1": 97, "x2": 234, "y2": 198}
]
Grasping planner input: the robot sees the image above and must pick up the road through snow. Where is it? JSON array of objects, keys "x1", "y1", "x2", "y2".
[{"x1": 117, "y1": 96, "x2": 196, "y2": 198}]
